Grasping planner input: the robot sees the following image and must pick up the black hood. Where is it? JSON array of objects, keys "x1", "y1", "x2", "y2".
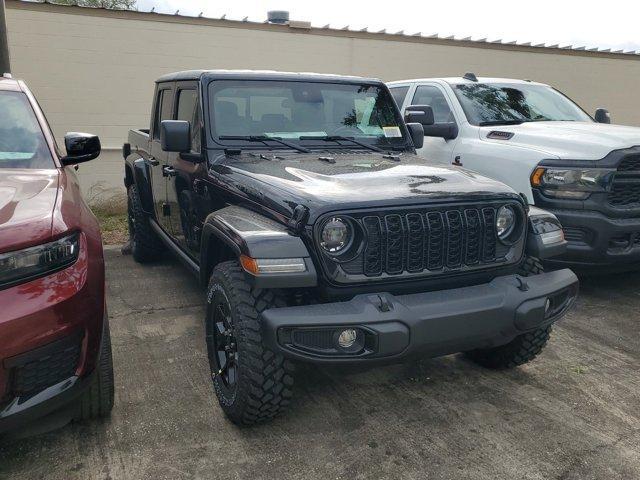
[{"x1": 211, "y1": 152, "x2": 521, "y2": 222}]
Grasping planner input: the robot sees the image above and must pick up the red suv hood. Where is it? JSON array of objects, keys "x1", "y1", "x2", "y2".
[{"x1": 0, "y1": 169, "x2": 60, "y2": 253}]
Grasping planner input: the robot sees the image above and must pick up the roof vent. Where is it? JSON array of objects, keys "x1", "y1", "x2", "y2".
[
  {"x1": 267, "y1": 11, "x2": 289, "y2": 24},
  {"x1": 463, "y1": 72, "x2": 478, "y2": 82}
]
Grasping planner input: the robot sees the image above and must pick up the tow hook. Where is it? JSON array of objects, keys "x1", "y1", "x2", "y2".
[
  {"x1": 371, "y1": 294, "x2": 393, "y2": 312},
  {"x1": 516, "y1": 276, "x2": 530, "y2": 292}
]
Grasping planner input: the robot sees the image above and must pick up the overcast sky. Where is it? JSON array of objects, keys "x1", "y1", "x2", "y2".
[{"x1": 136, "y1": 0, "x2": 640, "y2": 52}]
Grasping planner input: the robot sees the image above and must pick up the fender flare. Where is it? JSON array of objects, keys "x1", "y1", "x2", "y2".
[
  {"x1": 124, "y1": 155, "x2": 154, "y2": 215},
  {"x1": 526, "y1": 206, "x2": 568, "y2": 260},
  {"x1": 199, "y1": 205, "x2": 317, "y2": 289}
]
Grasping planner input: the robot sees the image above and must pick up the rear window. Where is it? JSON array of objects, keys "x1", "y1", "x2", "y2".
[{"x1": 0, "y1": 91, "x2": 53, "y2": 168}]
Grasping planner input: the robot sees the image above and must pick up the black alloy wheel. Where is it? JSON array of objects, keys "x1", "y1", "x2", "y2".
[{"x1": 207, "y1": 290, "x2": 238, "y2": 395}]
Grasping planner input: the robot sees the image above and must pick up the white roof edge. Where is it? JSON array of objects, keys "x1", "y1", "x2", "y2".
[
  {"x1": 387, "y1": 77, "x2": 549, "y2": 86},
  {"x1": 13, "y1": 0, "x2": 640, "y2": 59}
]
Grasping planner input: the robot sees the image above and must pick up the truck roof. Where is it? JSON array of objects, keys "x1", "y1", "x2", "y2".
[
  {"x1": 156, "y1": 69, "x2": 382, "y2": 85},
  {"x1": 388, "y1": 77, "x2": 548, "y2": 87},
  {"x1": 0, "y1": 75, "x2": 21, "y2": 92}
]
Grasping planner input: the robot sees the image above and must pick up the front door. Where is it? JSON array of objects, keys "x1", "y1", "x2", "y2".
[
  {"x1": 168, "y1": 84, "x2": 203, "y2": 255},
  {"x1": 149, "y1": 84, "x2": 174, "y2": 233},
  {"x1": 410, "y1": 84, "x2": 460, "y2": 166}
]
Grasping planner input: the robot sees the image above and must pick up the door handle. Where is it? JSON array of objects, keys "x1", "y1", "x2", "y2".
[
  {"x1": 162, "y1": 165, "x2": 177, "y2": 177},
  {"x1": 146, "y1": 156, "x2": 159, "y2": 166}
]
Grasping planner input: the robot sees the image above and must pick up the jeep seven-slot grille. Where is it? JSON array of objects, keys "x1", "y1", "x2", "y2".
[
  {"x1": 609, "y1": 154, "x2": 640, "y2": 207},
  {"x1": 352, "y1": 207, "x2": 503, "y2": 277}
]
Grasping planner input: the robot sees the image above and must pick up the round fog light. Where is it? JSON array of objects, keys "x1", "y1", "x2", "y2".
[{"x1": 337, "y1": 329, "x2": 358, "y2": 348}]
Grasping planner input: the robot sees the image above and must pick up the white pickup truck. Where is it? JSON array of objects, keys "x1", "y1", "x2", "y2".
[{"x1": 388, "y1": 75, "x2": 640, "y2": 271}]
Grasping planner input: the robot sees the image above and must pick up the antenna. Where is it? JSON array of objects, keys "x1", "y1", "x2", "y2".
[{"x1": 463, "y1": 72, "x2": 478, "y2": 82}]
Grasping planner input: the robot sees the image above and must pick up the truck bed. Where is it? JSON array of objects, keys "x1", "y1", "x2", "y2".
[{"x1": 128, "y1": 129, "x2": 149, "y2": 152}]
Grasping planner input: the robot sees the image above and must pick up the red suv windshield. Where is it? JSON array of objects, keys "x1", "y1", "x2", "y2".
[{"x1": 0, "y1": 91, "x2": 54, "y2": 168}]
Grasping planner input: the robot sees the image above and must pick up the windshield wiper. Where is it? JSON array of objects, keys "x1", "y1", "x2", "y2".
[
  {"x1": 299, "y1": 135, "x2": 384, "y2": 153},
  {"x1": 478, "y1": 120, "x2": 525, "y2": 126},
  {"x1": 219, "y1": 135, "x2": 310, "y2": 153}
]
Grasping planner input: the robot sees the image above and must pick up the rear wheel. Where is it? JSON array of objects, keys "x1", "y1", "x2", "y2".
[
  {"x1": 127, "y1": 184, "x2": 164, "y2": 263},
  {"x1": 466, "y1": 256, "x2": 552, "y2": 369},
  {"x1": 205, "y1": 260, "x2": 295, "y2": 425},
  {"x1": 75, "y1": 315, "x2": 115, "y2": 421}
]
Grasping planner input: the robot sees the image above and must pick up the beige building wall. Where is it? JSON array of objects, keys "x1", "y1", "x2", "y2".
[{"x1": 5, "y1": 1, "x2": 640, "y2": 203}]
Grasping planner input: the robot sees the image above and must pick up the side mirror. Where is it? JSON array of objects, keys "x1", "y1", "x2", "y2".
[
  {"x1": 161, "y1": 120, "x2": 190, "y2": 152},
  {"x1": 406, "y1": 123, "x2": 424, "y2": 149},
  {"x1": 423, "y1": 123, "x2": 459, "y2": 141},
  {"x1": 404, "y1": 105, "x2": 434, "y2": 126},
  {"x1": 61, "y1": 132, "x2": 101, "y2": 166},
  {"x1": 595, "y1": 108, "x2": 611, "y2": 124}
]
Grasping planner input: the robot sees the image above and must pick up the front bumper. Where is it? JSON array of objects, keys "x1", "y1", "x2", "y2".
[
  {"x1": 548, "y1": 208, "x2": 640, "y2": 269},
  {"x1": 261, "y1": 269, "x2": 578, "y2": 364},
  {"x1": 0, "y1": 233, "x2": 105, "y2": 434},
  {"x1": 0, "y1": 368, "x2": 94, "y2": 435}
]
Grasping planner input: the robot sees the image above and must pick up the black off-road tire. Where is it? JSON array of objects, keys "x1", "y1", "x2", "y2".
[
  {"x1": 75, "y1": 315, "x2": 115, "y2": 421},
  {"x1": 517, "y1": 256, "x2": 544, "y2": 276},
  {"x1": 205, "y1": 261, "x2": 295, "y2": 426},
  {"x1": 127, "y1": 184, "x2": 164, "y2": 263},
  {"x1": 465, "y1": 325, "x2": 552, "y2": 369},
  {"x1": 466, "y1": 256, "x2": 551, "y2": 369}
]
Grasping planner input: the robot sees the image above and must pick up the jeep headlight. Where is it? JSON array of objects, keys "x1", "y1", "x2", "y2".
[
  {"x1": 496, "y1": 205, "x2": 516, "y2": 240},
  {"x1": 531, "y1": 166, "x2": 615, "y2": 199},
  {"x1": 0, "y1": 233, "x2": 80, "y2": 289},
  {"x1": 320, "y1": 217, "x2": 351, "y2": 253}
]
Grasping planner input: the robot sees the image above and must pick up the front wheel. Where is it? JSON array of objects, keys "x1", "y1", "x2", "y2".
[
  {"x1": 75, "y1": 315, "x2": 115, "y2": 421},
  {"x1": 205, "y1": 261, "x2": 295, "y2": 425},
  {"x1": 466, "y1": 255, "x2": 551, "y2": 369},
  {"x1": 465, "y1": 325, "x2": 552, "y2": 369}
]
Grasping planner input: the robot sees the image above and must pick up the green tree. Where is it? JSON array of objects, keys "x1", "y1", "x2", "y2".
[{"x1": 55, "y1": 0, "x2": 136, "y2": 9}]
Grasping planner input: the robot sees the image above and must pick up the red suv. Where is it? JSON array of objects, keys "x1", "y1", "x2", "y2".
[{"x1": 0, "y1": 75, "x2": 114, "y2": 435}]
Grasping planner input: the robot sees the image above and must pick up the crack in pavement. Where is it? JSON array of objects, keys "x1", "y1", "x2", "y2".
[{"x1": 109, "y1": 303, "x2": 204, "y2": 319}]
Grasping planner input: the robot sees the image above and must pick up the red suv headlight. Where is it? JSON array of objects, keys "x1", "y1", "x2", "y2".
[{"x1": 0, "y1": 232, "x2": 80, "y2": 289}]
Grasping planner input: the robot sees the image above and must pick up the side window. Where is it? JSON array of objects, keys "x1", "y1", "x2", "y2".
[
  {"x1": 412, "y1": 85, "x2": 455, "y2": 123},
  {"x1": 176, "y1": 89, "x2": 201, "y2": 152},
  {"x1": 389, "y1": 86, "x2": 409, "y2": 109},
  {"x1": 153, "y1": 89, "x2": 173, "y2": 139}
]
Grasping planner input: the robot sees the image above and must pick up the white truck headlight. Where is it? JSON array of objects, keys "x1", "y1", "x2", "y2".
[
  {"x1": 531, "y1": 166, "x2": 615, "y2": 199},
  {"x1": 0, "y1": 233, "x2": 80, "y2": 289}
]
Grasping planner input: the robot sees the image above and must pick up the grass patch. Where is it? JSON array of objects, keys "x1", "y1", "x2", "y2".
[{"x1": 93, "y1": 208, "x2": 128, "y2": 245}]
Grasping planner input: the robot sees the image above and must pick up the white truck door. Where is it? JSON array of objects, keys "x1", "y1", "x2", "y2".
[{"x1": 410, "y1": 84, "x2": 460, "y2": 166}]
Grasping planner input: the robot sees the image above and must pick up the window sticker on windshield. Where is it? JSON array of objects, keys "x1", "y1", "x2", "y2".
[
  {"x1": 265, "y1": 131, "x2": 327, "y2": 139},
  {"x1": 383, "y1": 126, "x2": 402, "y2": 138},
  {"x1": 0, "y1": 152, "x2": 34, "y2": 160}
]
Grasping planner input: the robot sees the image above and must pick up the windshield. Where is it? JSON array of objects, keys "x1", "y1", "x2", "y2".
[
  {"x1": 453, "y1": 83, "x2": 593, "y2": 126},
  {"x1": 208, "y1": 80, "x2": 409, "y2": 148},
  {"x1": 0, "y1": 91, "x2": 54, "y2": 168}
]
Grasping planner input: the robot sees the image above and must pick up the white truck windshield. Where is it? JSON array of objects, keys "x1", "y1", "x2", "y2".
[
  {"x1": 0, "y1": 91, "x2": 53, "y2": 168},
  {"x1": 453, "y1": 83, "x2": 593, "y2": 126}
]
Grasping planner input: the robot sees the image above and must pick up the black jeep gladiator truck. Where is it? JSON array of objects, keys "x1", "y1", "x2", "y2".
[{"x1": 123, "y1": 70, "x2": 579, "y2": 425}]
